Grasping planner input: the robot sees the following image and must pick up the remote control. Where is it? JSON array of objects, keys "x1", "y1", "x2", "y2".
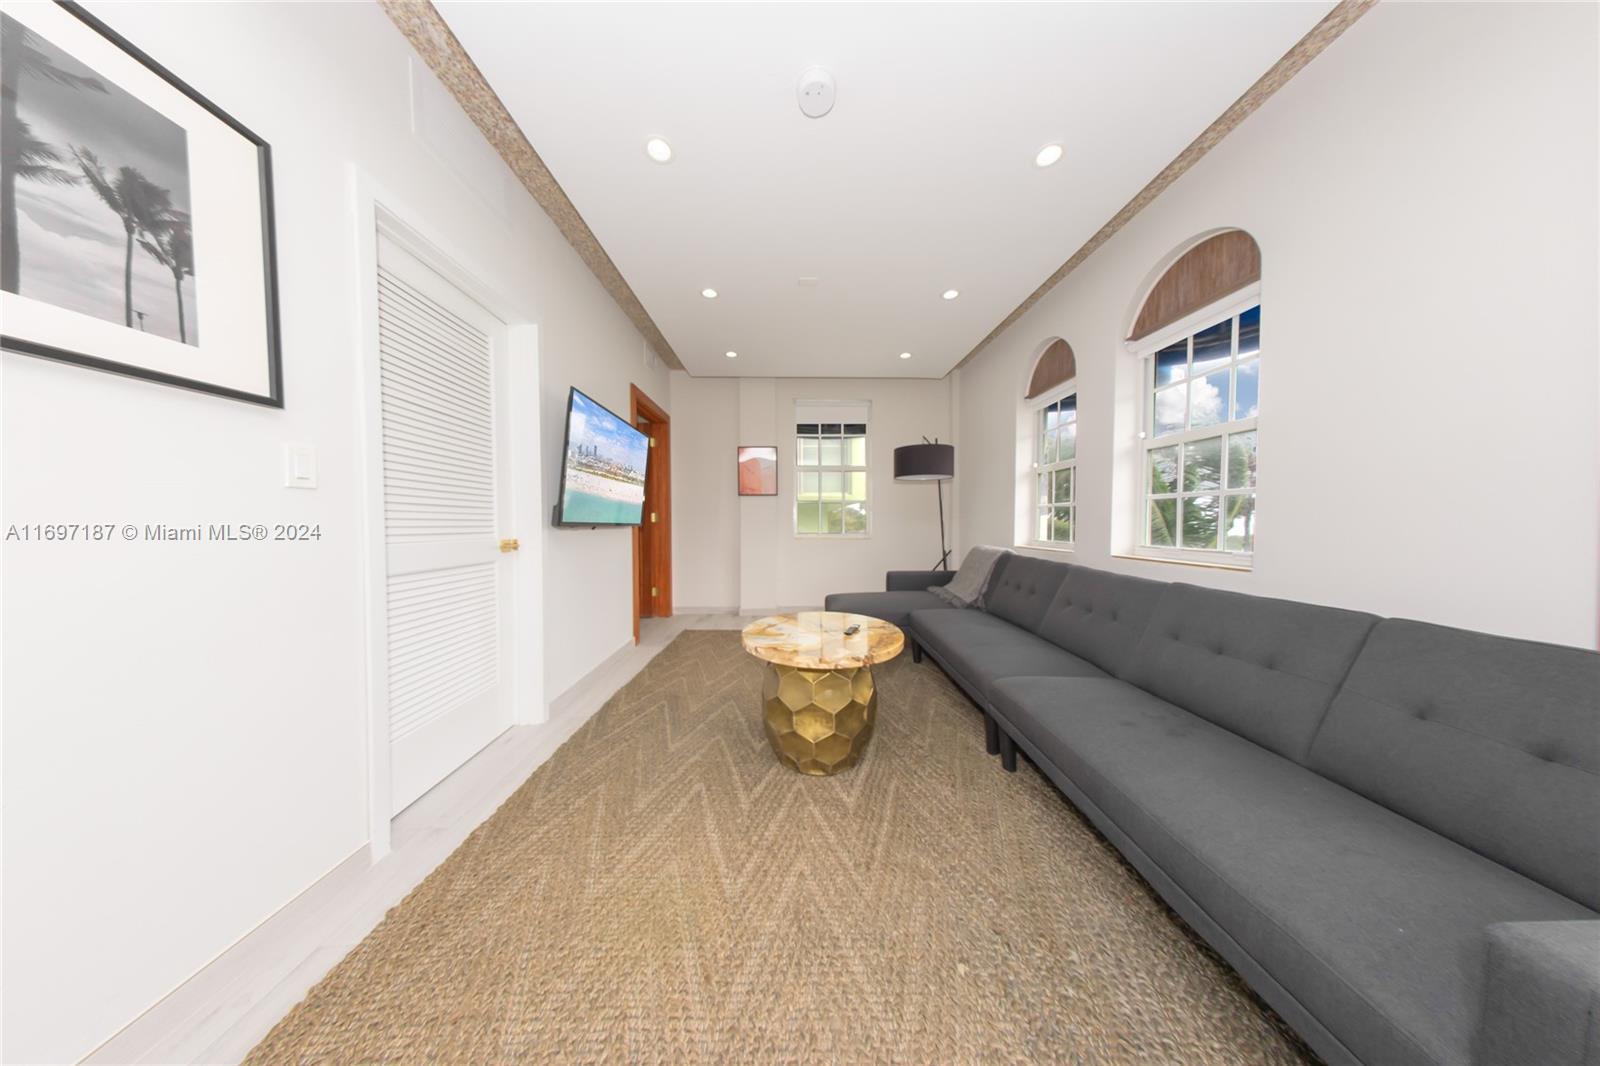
[{"x1": 844, "y1": 624, "x2": 861, "y2": 636}]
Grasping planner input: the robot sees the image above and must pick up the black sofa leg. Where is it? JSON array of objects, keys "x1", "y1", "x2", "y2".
[
  {"x1": 984, "y1": 714, "x2": 1000, "y2": 756},
  {"x1": 999, "y1": 731, "x2": 1017, "y2": 773},
  {"x1": 910, "y1": 639, "x2": 922, "y2": 664}
]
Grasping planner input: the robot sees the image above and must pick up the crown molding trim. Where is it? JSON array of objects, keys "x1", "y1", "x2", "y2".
[
  {"x1": 952, "y1": 0, "x2": 1377, "y2": 373},
  {"x1": 379, "y1": 0, "x2": 684, "y2": 371}
]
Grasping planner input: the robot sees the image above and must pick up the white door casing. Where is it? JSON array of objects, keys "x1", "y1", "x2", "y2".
[{"x1": 376, "y1": 233, "x2": 514, "y2": 815}]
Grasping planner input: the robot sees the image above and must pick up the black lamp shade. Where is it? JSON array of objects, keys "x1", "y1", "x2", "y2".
[{"x1": 893, "y1": 442, "x2": 954, "y2": 481}]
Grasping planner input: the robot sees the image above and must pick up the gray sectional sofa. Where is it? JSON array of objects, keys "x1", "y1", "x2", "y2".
[{"x1": 824, "y1": 552, "x2": 1600, "y2": 1066}]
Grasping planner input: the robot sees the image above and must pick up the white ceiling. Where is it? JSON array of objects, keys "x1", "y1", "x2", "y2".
[{"x1": 437, "y1": 2, "x2": 1332, "y2": 379}]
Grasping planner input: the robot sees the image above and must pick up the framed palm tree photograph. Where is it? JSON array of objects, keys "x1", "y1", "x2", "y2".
[{"x1": 1, "y1": 1, "x2": 281, "y2": 406}]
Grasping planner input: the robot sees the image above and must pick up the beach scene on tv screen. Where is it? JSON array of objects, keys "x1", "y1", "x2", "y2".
[{"x1": 561, "y1": 391, "x2": 647, "y2": 524}]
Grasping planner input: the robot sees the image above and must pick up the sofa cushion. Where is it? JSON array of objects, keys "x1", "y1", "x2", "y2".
[
  {"x1": 1036, "y1": 566, "x2": 1169, "y2": 678},
  {"x1": 1126, "y1": 583, "x2": 1377, "y2": 762},
  {"x1": 822, "y1": 590, "x2": 949, "y2": 629},
  {"x1": 1308, "y1": 619, "x2": 1600, "y2": 911},
  {"x1": 908, "y1": 608, "x2": 1105, "y2": 704},
  {"x1": 1475, "y1": 920, "x2": 1600, "y2": 1066},
  {"x1": 990, "y1": 676, "x2": 1597, "y2": 1066},
  {"x1": 980, "y1": 553, "x2": 1070, "y2": 633}
]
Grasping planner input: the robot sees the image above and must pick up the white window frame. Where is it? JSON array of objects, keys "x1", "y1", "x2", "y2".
[
  {"x1": 1026, "y1": 380, "x2": 1077, "y2": 550},
  {"x1": 1132, "y1": 286, "x2": 1260, "y2": 567},
  {"x1": 793, "y1": 412, "x2": 870, "y2": 538}
]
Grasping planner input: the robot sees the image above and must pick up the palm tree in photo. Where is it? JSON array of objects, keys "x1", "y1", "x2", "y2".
[
  {"x1": 138, "y1": 210, "x2": 193, "y2": 343},
  {"x1": 6, "y1": 116, "x2": 78, "y2": 189},
  {"x1": 71, "y1": 147, "x2": 172, "y2": 327},
  {"x1": 1, "y1": 13, "x2": 106, "y2": 291}
]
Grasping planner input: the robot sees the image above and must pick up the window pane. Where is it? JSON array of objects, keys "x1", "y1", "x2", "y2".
[
  {"x1": 1181, "y1": 494, "x2": 1220, "y2": 550},
  {"x1": 1053, "y1": 468, "x2": 1072, "y2": 504},
  {"x1": 1057, "y1": 421, "x2": 1077, "y2": 461},
  {"x1": 1153, "y1": 385, "x2": 1186, "y2": 437},
  {"x1": 1148, "y1": 499, "x2": 1177, "y2": 547},
  {"x1": 1227, "y1": 431, "x2": 1257, "y2": 489},
  {"x1": 795, "y1": 423, "x2": 819, "y2": 435},
  {"x1": 847, "y1": 436, "x2": 867, "y2": 466},
  {"x1": 796, "y1": 502, "x2": 820, "y2": 533},
  {"x1": 1238, "y1": 305, "x2": 1260, "y2": 357},
  {"x1": 798, "y1": 471, "x2": 819, "y2": 499},
  {"x1": 1235, "y1": 359, "x2": 1259, "y2": 419},
  {"x1": 1192, "y1": 318, "x2": 1232, "y2": 373},
  {"x1": 1037, "y1": 508, "x2": 1052, "y2": 541},
  {"x1": 1037, "y1": 473, "x2": 1050, "y2": 506},
  {"x1": 820, "y1": 438, "x2": 843, "y2": 466},
  {"x1": 1224, "y1": 494, "x2": 1256, "y2": 552},
  {"x1": 843, "y1": 423, "x2": 867, "y2": 435},
  {"x1": 847, "y1": 471, "x2": 866, "y2": 499},
  {"x1": 1189, "y1": 369, "x2": 1230, "y2": 428},
  {"x1": 1051, "y1": 506, "x2": 1073, "y2": 543},
  {"x1": 822, "y1": 501, "x2": 844, "y2": 534},
  {"x1": 1155, "y1": 340, "x2": 1187, "y2": 386},
  {"x1": 819, "y1": 423, "x2": 842, "y2": 435},
  {"x1": 1149, "y1": 445, "x2": 1180, "y2": 494},
  {"x1": 1042, "y1": 429, "x2": 1057, "y2": 464},
  {"x1": 843, "y1": 502, "x2": 867, "y2": 533},
  {"x1": 820, "y1": 471, "x2": 844, "y2": 498},
  {"x1": 798, "y1": 438, "x2": 818, "y2": 466},
  {"x1": 1044, "y1": 403, "x2": 1059, "y2": 431},
  {"x1": 1183, "y1": 436, "x2": 1222, "y2": 491},
  {"x1": 1058, "y1": 394, "x2": 1077, "y2": 421}
]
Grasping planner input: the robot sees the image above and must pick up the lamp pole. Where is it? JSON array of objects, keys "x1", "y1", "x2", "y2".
[{"x1": 892, "y1": 436, "x2": 955, "y2": 572}]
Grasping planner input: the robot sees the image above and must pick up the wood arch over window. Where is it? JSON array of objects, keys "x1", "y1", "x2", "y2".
[
  {"x1": 1129, "y1": 230, "x2": 1260, "y2": 341},
  {"x1": 1026, "y1": 338, "x2": 1077, "y2": 399}
]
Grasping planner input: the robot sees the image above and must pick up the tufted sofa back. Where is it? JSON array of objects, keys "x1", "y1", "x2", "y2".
[
  {"x1": 1037, "y1": 567, "x2": 1168, "y2": 679},
  {"x1": 1308, "y1": 619, "x2": 1600, "y2": 910},
  {"x1": 981, "y1": 554, "x2": 1070, "y2": 634},
  {"x1": 1127, "y1": 583, "x2": 1378, "y2": 762}
]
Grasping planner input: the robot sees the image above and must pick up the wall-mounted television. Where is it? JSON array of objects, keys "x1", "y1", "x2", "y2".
[{"x1": 554, "y1": 387, "x2": 649, "y2": 527}]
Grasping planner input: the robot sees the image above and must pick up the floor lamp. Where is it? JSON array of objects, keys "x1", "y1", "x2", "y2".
[{"x1": 893, "y1": 439, "x2": 955, "y2": 570}]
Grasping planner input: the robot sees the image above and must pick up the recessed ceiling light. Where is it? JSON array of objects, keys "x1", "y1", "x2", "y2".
[
  {"x1": 645, "y1": 137, "x2": 673, "y2": 163},
  {"x1": 725, "y1": 350, "x2": 738, "y2": 359},
  {"x1": 1035, "y1": 143, "x2": 1064, "y2": 168},
  {"x1": 942, "y1": 289, "x2": 960, "y2": 301},
  {"x1": 899, "y1": 352, "x2": 912, "y2": 360},
  {"x1": 701, "y1": 288, "x2": 718, "y2": 299}
]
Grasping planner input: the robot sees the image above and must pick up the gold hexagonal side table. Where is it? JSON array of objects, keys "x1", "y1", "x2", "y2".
[{"x1": 741, "y1": 612, "x2": 905, "y2": 776}]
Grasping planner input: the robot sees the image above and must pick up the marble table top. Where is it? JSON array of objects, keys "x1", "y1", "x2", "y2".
[{"x1": 740, "y1": 611, "x2": 906, "y2": 671}]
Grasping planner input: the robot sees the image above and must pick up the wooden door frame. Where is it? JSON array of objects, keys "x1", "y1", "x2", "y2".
[{"x1": 630, "y1": 384, "x2": 672, "y2": 643}]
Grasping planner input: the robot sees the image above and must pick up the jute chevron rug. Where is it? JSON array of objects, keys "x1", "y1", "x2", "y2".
[{"x1": 246, "y1": 630, "x2": 1317, "y2": 1065}]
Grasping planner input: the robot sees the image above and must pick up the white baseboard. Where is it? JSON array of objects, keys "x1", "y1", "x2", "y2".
[{"x1": 547, "y1": 638, "x2": 634, "y2": 719}]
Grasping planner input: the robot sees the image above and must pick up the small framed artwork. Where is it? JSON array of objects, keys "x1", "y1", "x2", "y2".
[
  {"x1": 737, "y1": 445, "x2": 778, "y2": 496},
  {"x1": 0, "y1": 1, "x2": 282, "y2": 406}
]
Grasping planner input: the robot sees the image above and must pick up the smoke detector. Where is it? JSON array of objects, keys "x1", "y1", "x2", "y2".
[{"x1": 797, "y1": 66, "x2": 835, "y2": 119}]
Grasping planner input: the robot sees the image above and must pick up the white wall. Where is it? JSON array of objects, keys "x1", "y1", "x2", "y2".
[
  {"x1": 668, "y1": 372, "x2": 740, "y2": 610},
  {"x1": 1, "y1": 2, "x2": 665, "y2": 1062},
  {"x1": 955, "y1": 1, "x2": 1599, "y2": 650},
  {"x1": 672, "y1": 374, "x2": 953, "y2": 611}
]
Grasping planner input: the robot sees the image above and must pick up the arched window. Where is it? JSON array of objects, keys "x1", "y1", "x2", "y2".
[
  {"x1": 1130, "y1": 231, "x2": 1260, "y2": 561},
  {"x1": 1027, "y1": 339, "x2": 1077, "y2": 546}
]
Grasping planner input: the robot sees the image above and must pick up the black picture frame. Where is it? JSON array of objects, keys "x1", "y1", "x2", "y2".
[{"x1": 0, "y1": 0, "x2": 283, "y2": 407}]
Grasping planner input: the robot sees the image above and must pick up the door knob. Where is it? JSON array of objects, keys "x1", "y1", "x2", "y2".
[{"x1": 499, "y1": 538, "x2": 520, "y2": 553}]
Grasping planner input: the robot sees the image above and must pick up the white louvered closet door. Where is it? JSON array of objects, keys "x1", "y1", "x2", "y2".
[{"x1": 377, "y1": 234, "x2": 514, "y2": 815}]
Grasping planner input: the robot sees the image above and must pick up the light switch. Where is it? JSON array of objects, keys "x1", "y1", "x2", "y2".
[{"x1": 284, "y1": 444, "x2": 317, "y2": 489}]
